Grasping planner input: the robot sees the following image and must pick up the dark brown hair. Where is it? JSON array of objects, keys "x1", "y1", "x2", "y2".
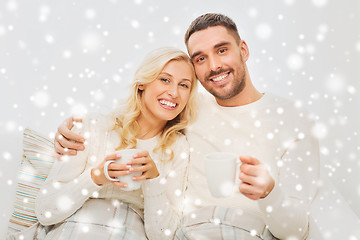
[{"x1": 184, "y1": 13, "x2": 241, "y2": 46}]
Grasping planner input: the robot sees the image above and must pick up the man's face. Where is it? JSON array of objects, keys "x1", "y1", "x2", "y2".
[{"x1": 187, "y1": 26, "x2": 247, "y2": 101}]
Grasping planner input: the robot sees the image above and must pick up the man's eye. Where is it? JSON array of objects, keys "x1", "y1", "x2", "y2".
[
  {"x1": 218, "y1": 48, "x2": 227, "y2": 54},
  {"x1": 197, "y1": 56, "x2": 205, "y2": 62}
]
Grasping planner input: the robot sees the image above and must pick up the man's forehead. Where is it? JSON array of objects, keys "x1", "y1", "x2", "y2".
[{"x1": 187, "y1": 26, "x2": 235, "y2": 55}]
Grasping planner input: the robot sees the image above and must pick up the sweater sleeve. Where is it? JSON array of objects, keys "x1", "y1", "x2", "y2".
[
  {"x1": 35, "y1": 116, "x2": 102, "y2": 225},
  {"x1": 142, "y1": 134, "x2": 190, "y2": 240},
  {"x1": 258, "y1": 120, "x2": 320, "y2": 239}
]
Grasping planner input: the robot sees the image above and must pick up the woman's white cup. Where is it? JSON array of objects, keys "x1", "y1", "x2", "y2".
[
  {"x1": 204, "y1": 152, "x2": 237, "y2": 198},
  {"x1": 104, "y1": 149, "x2": 142, "y2": 191}
]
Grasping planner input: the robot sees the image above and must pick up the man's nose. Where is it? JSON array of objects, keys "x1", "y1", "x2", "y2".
[{"x1": 208, "y1": 55, "x2": 222, "y2": 71}]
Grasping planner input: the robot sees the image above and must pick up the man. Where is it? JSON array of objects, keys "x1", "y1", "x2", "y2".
[{"x1": 55, "y1": 14, "x2": 319, "y2": 239}]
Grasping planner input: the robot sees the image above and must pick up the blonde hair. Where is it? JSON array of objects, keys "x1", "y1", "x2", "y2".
[{"x1": 111, "y1": 47, "x2": 197, "y2": 161}]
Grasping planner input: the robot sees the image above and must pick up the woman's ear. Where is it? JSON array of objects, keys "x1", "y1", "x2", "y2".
[{"x1": 138, "y1": 84, "x2": 145, "y2": 91}]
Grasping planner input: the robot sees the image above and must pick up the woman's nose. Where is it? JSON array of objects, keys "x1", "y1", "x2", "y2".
[{"x1": 167, "y1": 84, "x2": 179, "y2": 98}]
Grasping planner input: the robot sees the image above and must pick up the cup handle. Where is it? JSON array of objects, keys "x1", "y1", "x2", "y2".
[{"x1": 103, "y1": 160, "x2": 120, "y2": 181}]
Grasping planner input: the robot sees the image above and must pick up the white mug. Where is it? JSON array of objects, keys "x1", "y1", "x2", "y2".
[
  {"x1": 104, "y1": 149, "x2": 142, "y2": 191},
  {"x1": 204, "y1": 152, "x2": 237, "y2": 198}
]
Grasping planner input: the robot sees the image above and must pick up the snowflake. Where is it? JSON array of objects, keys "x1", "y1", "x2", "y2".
[
  {"x1": 131, "y1": 20, "x2": 140, "y2": 29},
  {"x1": 255, "y1": 23, "x2": 272, "y2": 39},
  {"x1": 266, "y1": 206, "x2": 273, "y2": 213},
  {"x1": 164, "y1": 229, "x2": 171, "y2": 236},
  {"x1": 81, "y1": 33, "x2": 101, "y2": 51},
  {"x1": 250, "y1": 229, "x2": 257, "y2": 236},
  {"x1": 30, "y1": 91, "x2": 50, "y2": 108},
  {"x1": 6, "y1": 0, "x2": 18, "y2": 11},
  {"x1": 84, "y1": 9, "x2": 97, "y2": 19},
  {"x1": 248, "y1": 8, "x2": 258, "y2": 18},
  {"x1": 57, "y1": 196, "x2": 73, "y2": 211},
  {"x1": 287, "y1": 54, "x2": 303, "y2": 71},
  {"x1": 311, "y1": 122, "x2": 328, "y2": 139},
  {"x1": 175, "y1": 189, "x2": 181, "y2": 196},
  {"x1": 312, "y1": 0, "x2": 328, "y2": 7},
  {"x1": 45, "y1": 211, "x2": 52, "y2": 218}
]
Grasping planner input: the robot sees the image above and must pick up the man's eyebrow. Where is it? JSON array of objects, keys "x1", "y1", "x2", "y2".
[
  {"x1": 190, "y1": 41, "x2": 231, "y2": 60},
  {"x1": 190, "y1": 51, "x2": 202, "y2": 60},
  {"x1": 214, "y1": 41, "x2": 230, "y2": 49}
]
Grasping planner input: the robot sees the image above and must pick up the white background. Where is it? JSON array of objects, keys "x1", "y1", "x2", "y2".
[{"x1": 1, "y1": 0, "x2": 359, "y2": 237}]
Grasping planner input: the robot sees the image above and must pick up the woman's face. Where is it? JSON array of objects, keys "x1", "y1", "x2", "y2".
[{"x1": 139, "y1": 60, "x2": 194, "y2": 124}]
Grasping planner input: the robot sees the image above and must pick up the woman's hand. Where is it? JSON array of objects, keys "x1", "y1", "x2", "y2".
[
  {"x1": 91, "y1": 152, "x2": 130, "y2": 188},
  {"x1": 127, "y1": 151, "x2": 159, "y2": 181}
]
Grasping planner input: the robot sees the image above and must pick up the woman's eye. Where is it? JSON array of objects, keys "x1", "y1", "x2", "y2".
[
  {"x1": 180, "y1": 83, "x2": 189, "y2": 88},
  {"x1": 161, "y1": 78, "x2": 170, "y2": 83}
]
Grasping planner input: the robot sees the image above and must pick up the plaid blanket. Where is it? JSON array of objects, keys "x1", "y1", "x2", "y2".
[
  {"x1": 40, "y1": 199, "x2": 146, "y2": 240},
  {"x1": 175, "y1": 206, "x2": 278, "y2": 240}
]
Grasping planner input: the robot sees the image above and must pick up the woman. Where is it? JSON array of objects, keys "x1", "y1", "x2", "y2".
[{"x1": 35, "y1": 47, "x2": 197, "y2": 239}]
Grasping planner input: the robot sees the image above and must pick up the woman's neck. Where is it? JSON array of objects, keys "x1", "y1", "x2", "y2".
[{"x1": 135, "y1": 115, "x2": 166, "y2": 140}]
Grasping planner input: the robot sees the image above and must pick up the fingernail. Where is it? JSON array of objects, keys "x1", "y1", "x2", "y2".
[
  {"x1": 126, "y1": 165, "x2": 131, "y2": 169},
  {"x1": 127, "y1": 161, "x2": 132, "y2": 164},
  {"x1": 132, "y1": 177, "x2": 136, "y2": 180},
  {"x1": 80, "y1": 146, "x2": 85, "y2": 150},
  {"x1": 116, "y1": 153, "x2": 122, "y2": 158},
  {"x1": 133, "y1": 154, "x2": 138, "y2": 157},
  {"x1": 123, "y1": 183, "x2": 128, "y2": 187},
  {"x1": 129, "y1": 168, "x2": 133, "y2": 171}
]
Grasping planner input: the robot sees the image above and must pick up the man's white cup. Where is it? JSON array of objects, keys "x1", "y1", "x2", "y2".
[
  {"x1": 204, "y1": 152, "x2": 237, "y2": 198},
  {"x1": 104, "y1": 149, "x2": 142, "y2": 191}
]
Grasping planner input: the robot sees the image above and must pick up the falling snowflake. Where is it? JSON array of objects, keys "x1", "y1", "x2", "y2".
[
  {"x1": 255, "y1": 23, "x2": 272, "y2": 40},
  {"x1": 30, "y1": 91, "x2": 51, "y2": 108},
  {"x1": 45, "y1": 211, "x2": 52, "y2": 218},
  {"x1": 3, "y1": 152, "x2": 12, "y2": 161},
  {"x1": 266, "y1": 206, "x2": 273, "y2": 213},
  {"x1": 164, "y1": 229, "x2": 171, "y2": 236},
  {"x1": 248, "y1": 8, "x2": 258, "y2": 18},
  {"x1": 287, "y1": 54, "x2": 304, "y2": 71},
  {"x1": 131, "y1": 20, "x2": 140, "y2": 29},
  {"x1": 312, "y1": 122, "x2": 328, "y2": 139},
  {"x1": 311, "y1": 0, "x2": 328, "y2": 7},
  {"x1": 81, "y1": 33, "x2": 101, "y2": 51},
  {"x1": 71, "y1": 103, "x2": 88, "y2": 118},
  {"x1": 39, "y1": 5, "x2": 51, "y2": 22},
  {"x1": 6, "y1": 0, "x2": 18, "y2": 12},
  {"x1": 84, "y1": 9, "x2": 97, "y2": 19},
  {"x1": 326, "y1": 74, "x2": 346, "y2": 94},
  {"x1": 250, "y1": 229, "x2": 257, "y2": 236}
]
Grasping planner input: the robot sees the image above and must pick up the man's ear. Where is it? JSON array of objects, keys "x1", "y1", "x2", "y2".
[{"x1": 239, "y1": 40, "x2": 250, "y2": 62}]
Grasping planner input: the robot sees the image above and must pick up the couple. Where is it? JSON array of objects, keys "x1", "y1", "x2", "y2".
[{"x1": 36, "y1": 13, "x2": 319, "y2": 240}]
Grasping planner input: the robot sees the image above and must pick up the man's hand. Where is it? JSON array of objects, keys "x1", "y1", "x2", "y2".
[
  {"x1": 238, "y1": 156, "x2": 275, "y2": 200},
  {"x1": 55, "y1": 116, "x2": 86, "y2": 156}
]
